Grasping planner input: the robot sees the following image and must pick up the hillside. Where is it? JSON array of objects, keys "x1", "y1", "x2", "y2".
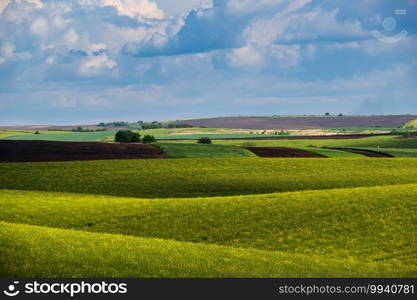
[
  {"x1": 1, "y1": 184, "x2": 416, "y2": 277},
  {"x1": 2, "y1": 158, "x2": 417, "y2": 198},
  {"x1": 179, "y1": 115, "x2": 417, "y2": 130}
]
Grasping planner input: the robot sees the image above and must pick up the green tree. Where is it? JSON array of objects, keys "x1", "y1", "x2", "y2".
[
  {"x1": 197, "y1": 137, "x2": 212, "y2": 144},
  {"x1": 115, "y1": 130, "x2": 141, "y2": 143},
  {"x1": 142, "y1": 135, "x2": 156, "y2": 144}
]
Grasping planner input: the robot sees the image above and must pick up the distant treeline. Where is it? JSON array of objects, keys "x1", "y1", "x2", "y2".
[
  {"x1": 98, "y1": 121, "x2": 196, "y2": 130},
  {"x1": 47, "y1": 128, "x2": 107, "y2": 132}
]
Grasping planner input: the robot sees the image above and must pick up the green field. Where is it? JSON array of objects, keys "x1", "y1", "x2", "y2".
[
  {"x1": 402, "y1": 119, "x2": 417, "y2": 128},
  {"x1": 3, "y1": 158, "x2": 417, "y2": 198},
  {"x1": 0, "y1": 130, "x2": 69, "y2": 139},
  {"x1": 1, "y1": 183, "x2": 416, "y2": 277},
  {"x1": 157, "y1": 143, "x2": 256, "y2": 158},
  {"x1": 355, "y1": 148, "x2": 417, "y2": 158},
  {"x1": 157, "y1": 135, "x2": 417, "y2": 157},
  {"x1": 204, "y1": 135, "x2": 417, "y2": 149},
  {"x1": 4, "y1": 130, "x2": 117, "y2": 142},
  {"x1": 1, "y1": 132, "x2": 416, "y2": 277}
]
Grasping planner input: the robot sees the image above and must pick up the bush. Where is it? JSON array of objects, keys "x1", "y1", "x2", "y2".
[
  {"x1": 142, "y1": 135, "x2": 156, "y2": 144},
  {"x1": 34, "y1": 131, "x2": 40, "y2": 135},
  {"x1": 115, "y1": 130, "x2": 141, "y2": 143},
  {"x1": 197, "y1": 137, "x2": 212, "y2": 144}
]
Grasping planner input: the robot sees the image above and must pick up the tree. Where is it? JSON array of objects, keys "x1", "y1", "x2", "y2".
[
  {"x1": 143, "y1": 135, "x2": 156, "y2": 144},
  {"x1": 34, "y1": 130, "x2": 40, "y2": 135},
  {"x1": 115, "y1": 130, "x2": 141, "y2": 143},
  {"x1": 325, "y1": 112, "x2": 330, "y2": 116},
  {"x1": 197, "y1": 137, "x2": 212, "y2": 144}
]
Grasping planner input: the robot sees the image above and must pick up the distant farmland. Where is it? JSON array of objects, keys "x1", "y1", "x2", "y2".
[{"x1": 180, "y1": 115, "x2": 417, "y2": 130}]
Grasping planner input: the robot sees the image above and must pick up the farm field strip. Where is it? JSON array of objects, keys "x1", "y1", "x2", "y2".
[
  {"x1": 4, "y1": 130, "x2": 117, "y2": 142},
  {"x1": 1, "y1": 182, "x2": 416, "y2": 278},
  {"x1": 2, "y1": 158, "x2": 417, "y2": 198},
  {"x1": 1, "y1": 184, "x2": 416, "y2": 265},
  {"x1": 2, "y1": 222, "x2": 408, "y2": 278},
  {"x1": 156, "y1": 143, "x2": 256, "y2": 158},
  {"x1": 209, "y1": 135, "x2": 417, "y2": 149}
]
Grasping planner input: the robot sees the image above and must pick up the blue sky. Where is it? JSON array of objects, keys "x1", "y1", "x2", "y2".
[{"x1": 0, "y1": 0, "x2": 416, "y2": 125}]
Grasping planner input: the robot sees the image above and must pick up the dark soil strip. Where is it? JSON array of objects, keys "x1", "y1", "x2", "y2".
[
  {"x1": 246, "y1": 147, "x2": 326, "y2": 158},
  {"x1": 329, "y1": 148, "x2": 394, "y2": 158},
  {"x1": 0, "y1": 140, "x2": 164, "y2": 163}
]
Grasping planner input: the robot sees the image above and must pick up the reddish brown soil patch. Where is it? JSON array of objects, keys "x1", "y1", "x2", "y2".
[
  {"x1": 247, "y1": 147, "x2": 326, "y2": 158},
  {"x1": 0, "y1": 140, "x2": 164, "y2": 163},
  {"x1": 179, "y1": 115, "x2": 417, "y2": 130},
  {"x1": 330, "y1": 148, "x2": 393, "y2": 158}
]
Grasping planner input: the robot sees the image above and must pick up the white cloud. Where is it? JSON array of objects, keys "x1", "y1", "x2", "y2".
[
  {"x1": 100, "y1": 0, "x2": 164, "y2": 19},
  {"x1": 64, "y1": 28, "x2": 79, "y2": 45},
  {"x1": 244, "y1": 7, "x2": 368, "y2": 47},
  {"x1": 79, "y1": 55, "x2": 117, "y2": 75},
  {"x1": 88, "y1": 43, "x2": 107, "y2": 53},
  {"x1": 325, "y1": 42, "x2": 360, "y2": 51},
  {"x1": 227, "y1": 45, "x2": 264, "y2": 67},
  {"x1": 30, "y1": 16, "x2": 48, "y2": 36},
  {"x1": 271, "y1": 44, "x2": 300, "y2": 67},
  {"x1": 0, "y1": 42, "x2": 15, "y2": 57},
  {"x1": 0, "y1": 0, "x2": 44, "y2": 14},
  {"x1": 52, "y1": 16, "x2": 70, "y2": 28}
]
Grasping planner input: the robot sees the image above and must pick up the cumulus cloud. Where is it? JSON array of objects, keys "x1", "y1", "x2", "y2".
[
  {"x1": 30, "y1": 16, "x2": 48, "y2": 35},
  {"x1": 100, "y1": 0, "x2": 164, "y2": 19},
  {"x1": 79, "y1": 54, "x2": 117, "y2": 75}
]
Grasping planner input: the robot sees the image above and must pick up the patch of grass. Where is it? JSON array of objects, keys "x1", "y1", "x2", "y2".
[
  {"x1": 298, "y1": 147, "x2": 365, "y2": 157},
  {"x1": 209, "y1": 135, "x2": 417, "y2": 149},
  {"x1": 0, "y1": 130, "x2": 67, "y2": 139},
  {"x1": 4, "y1": 131, "x2": 117, "y2": 142},
  {"x1": 157, "y1": 143, "x2": 256, "y2": 158},
  {"x1": 402, "y1": 119, "x2": 417, "y2": 129},
  {"x1": 2, "y1": 222, "x2": 405, "y2": 278},
  {"x1": 3, "y1": 158, "x2": 417, "y2": 198},
  {"x1": 1, "y1": 184, "x2": 416, "y2": 269},
  {"x1": 0, "y1": 130, "x2": 33, "y2": 139},
  {"x1": 357, "y1": 148, "x2": 417, "y2": 158}
]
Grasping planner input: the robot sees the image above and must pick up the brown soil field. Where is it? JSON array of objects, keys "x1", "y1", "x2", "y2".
[
  {"x1": 329, "y1": 148, "x2": 393, "y2": 158},
  {"x1": 246, "y1": 147, "x2": 326, "y2": 158},
  {"x1": 0, "y1": 140, "x2": 164, "y2": 163},
  {"x1": 180, "y1": 115, "x2": 417, "y2": 130}
]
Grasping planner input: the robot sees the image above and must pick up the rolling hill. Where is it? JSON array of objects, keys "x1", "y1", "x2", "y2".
[{"x1": 179, "y1": 115, "x2": 417, "y2": 130}]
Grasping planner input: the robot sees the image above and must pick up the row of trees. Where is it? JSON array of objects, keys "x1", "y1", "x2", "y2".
[
  {"x1": 99, "y1": 121, "x2": 196, "y2": 130},
  {"x1": 115, "y1": 130, "x2": 156, "y2": 143},
  {"x1": 115, "y1": 130, "x2": 214, "y2": 145}
]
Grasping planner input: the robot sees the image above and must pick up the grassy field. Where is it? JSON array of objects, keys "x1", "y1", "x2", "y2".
[
  {"x1": 2, "y1": 159, "x2": 417, "y2": 198},
  {"x1": 4, "y1": 131, "x2": 117, "y2": 142},
  {"x1": 295, "y1": 147, "x2": 363, "y2": 157},
  {"x1": 1, "y1": 134, "x2": 416, "y2": 277},
  {"x1": 0, "y1": 130, "x2": 34, "y2": 139},
  {"x1": 1, "y1": 183, "x2": 416, "y2": 277},
  {"x1": 157, "y1": 143, "x2": 256, "y2": 158},
  {"x1": 402, "y1": 119, "x2": 417, "y2": 128},
  {"x1": 204, "y1": 135, "x2": 417, "y2": 149},
  {"x1": 356, "y1": 148, "x2": 417, "y2": 157},
  {"x1": 2, "y1": 222, "x2": 403, "y2": 278},
  {"x1": 0, "y1": 130, "x2": 69, "y2": 139},
  {"x1": 101, "y1": 127, "x2": 281, "y2": 141},
  {"x1": 158, "y1": 135, "x2": 417, "y2": 157}
]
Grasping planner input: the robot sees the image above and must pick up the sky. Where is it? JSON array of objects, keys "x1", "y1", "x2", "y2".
[{"x1": 0, "y1": 0, "x2": 416, "y2": 125}]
